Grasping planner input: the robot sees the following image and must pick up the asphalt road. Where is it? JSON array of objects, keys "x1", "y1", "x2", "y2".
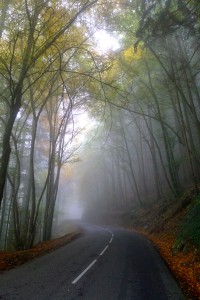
[{"x1": 0, "y1": 224, "x2": 185, "y2": 299}]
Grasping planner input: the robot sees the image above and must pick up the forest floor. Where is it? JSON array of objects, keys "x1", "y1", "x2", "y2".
[
  {"x1": 0, "y1": 231, "x2": 81, "y2": 273},
  {"x1": 129, "y1": 187, "x2": 200, "y2": 300}
]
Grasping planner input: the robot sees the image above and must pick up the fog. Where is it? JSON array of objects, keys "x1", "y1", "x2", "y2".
[
  {"x1": 55, "y1": 95, "x2": 200, "y2": 228},
  {"x1": 0, "y1": 0, "x2": 200, "y2": 250}
]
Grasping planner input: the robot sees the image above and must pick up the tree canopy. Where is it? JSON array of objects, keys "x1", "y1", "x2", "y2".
[{"x1": 0, "y1": 0, "x2": 200, "y2": 250}]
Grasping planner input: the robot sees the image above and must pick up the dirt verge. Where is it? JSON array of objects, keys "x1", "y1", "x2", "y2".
[{"x1": 0, "y1": 231, "x2": 81, "y2": 273}]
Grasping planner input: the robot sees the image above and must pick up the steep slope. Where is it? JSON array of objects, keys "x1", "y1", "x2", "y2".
[{"x1": 130, "y1": 188, "x2": 200, "y2": 299}]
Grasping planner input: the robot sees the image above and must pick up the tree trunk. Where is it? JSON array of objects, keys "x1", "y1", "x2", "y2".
[{"x1": 0, "y1": 99, "x2": 21, "y2": 208}]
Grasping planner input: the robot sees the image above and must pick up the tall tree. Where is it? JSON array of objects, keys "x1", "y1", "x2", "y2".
[{"x1": 0, "y1": 0, "x2": 98, "y2": 208}]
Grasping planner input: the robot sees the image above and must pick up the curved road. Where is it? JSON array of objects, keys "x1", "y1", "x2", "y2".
[{"x1": 0, "y1": 224, "x2": 185, "y2": 299}]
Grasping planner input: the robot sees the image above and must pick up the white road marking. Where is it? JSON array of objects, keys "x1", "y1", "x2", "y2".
[
  {"x1": 94, "y1": 225, "x2": 114, "y2": 238},
  {"x1": 72, "y1": 259, "x2": 97, "y2": 284},
  {"x1": 72, "y1": 226, "x2": 114, "y2": 285},
  {"x1": 99, "y1": 245, "x2": 109, "y2": 256}
]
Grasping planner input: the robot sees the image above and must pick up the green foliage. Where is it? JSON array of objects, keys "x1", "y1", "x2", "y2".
[
  {"x1": 136, "y1": 0, "x2": 200, "y2": 42},
  {"x1": 177, "y1": 194, "x2": 200, "y2": 249}
]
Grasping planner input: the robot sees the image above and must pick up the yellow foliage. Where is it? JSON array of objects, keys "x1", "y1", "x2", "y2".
[
  {"x1": 122, "y1": 46, "x2": 143, "y2": 63},
  {"x1": 104, "y1": 59, "x2": 119, "y2": 82}
]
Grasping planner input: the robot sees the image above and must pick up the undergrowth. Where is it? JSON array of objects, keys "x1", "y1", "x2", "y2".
[{"x1": 177, "y1": 193, "x2": 200, "y2": 250}]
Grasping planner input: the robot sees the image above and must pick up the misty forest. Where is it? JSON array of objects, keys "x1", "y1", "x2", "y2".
[{"x1": 0, "y1": 0, "x2": 200, "y2": 252}]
